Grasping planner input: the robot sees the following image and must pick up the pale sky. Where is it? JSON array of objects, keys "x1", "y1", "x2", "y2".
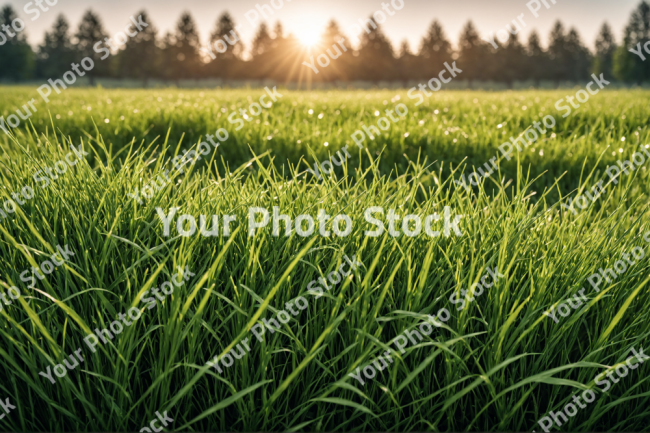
[{"x1": 5, "y1": 0, "x2": 642, "y2": 53}]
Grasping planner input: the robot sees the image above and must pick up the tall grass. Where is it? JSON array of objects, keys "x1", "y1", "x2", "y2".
[{"x1": 0, "y1": 88, "x2": 649, "y2": 431}]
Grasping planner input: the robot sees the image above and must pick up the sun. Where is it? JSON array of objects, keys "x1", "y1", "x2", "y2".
[{"x1": 295, "y1": 27, "x2": 321, "y2": 47}]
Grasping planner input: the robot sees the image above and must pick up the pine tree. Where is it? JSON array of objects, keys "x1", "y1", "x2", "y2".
[
  {"x1": 0, "y1": 5, "x2": 34, "y2": 81},
  {"x1": 565, "y1": 27, "x2": 592, "y2": 81},
  {"x1": 206, "y1": 13, "x2": 244, "y2": 79},
  {"x1": 593, "y1": 22, "x2": 617, "y2": 78},
  {"x1": 458, "y1": 20, "x2": 485, "y2": 85},
  {"x1": 159, "y1": 31, "x2": 177, "y2": 82},
  {"x1": 614, "y1": 1, "x2": 650, "y2": 83},
  {"x1": 399, "y1": 40, "x2": 413, "y2": 58},
  {"x1": 398, "y1": 39, "x2": 417, "y2": 84},
  {"x1": 356, "y1": 16, "x2": 396, "y2": 81},
  {"x1": 525, "y1": 30, "x2": 546, "y2": 85},
  {"x1": 119, "y1": 11, "x2": 159, "y2": 85},
  {"x1": 248, "y1": 22, "x2": 275, "y2": 80},
  {"x1": 273, "y1": 22, "x2": 284, "y2": 40},
  {"x1": 418, "y1": 20, "x2": 452, "y2": 78},
  {"x1": 75, "y1": 10, "x2": 110, "y2": 84},
  {"x1": 210, "y1": 12, "x2": 244, "y2": 60},
  {"x1": 547, "y1": 20, "x2": 570, "y2": 84},
  {"x1": 272, "y1": 21, "x2": 308, "y2": 83},
  {"x1": 498, "y1": 33, "x2": 526, "y2": 86},
  {"x1": 269, "y1": 22, "x2": 289, "y2": 60},
  {"x1": 312, "y1": 19, "x2": 350, "y2": 82},
  {"x1": 173, "y1": 12, "x2": 202, "y2": 79},
  {"x1": 251, "y1": 22, "x2": 273, "y2": 58},
  {"x1": 320, "y1": 19, "x2": 346, "y2": 49},
  {"x1": 36, "y1": 15, "x2": 75, "y2": 78}
]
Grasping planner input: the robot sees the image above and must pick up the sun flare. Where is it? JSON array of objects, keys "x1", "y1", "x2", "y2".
[{"x1": 295, "y1": 27, "x2": 321, "y2": 47}]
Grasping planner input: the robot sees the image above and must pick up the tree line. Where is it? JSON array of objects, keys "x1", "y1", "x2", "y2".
[{"x1": 1, "y1": 1, "x2": 649, "y2": 86}]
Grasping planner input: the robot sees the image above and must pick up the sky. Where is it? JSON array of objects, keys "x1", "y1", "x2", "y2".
[{"x1": 5, "y1": 0, "x2": 642, "y2": 54}]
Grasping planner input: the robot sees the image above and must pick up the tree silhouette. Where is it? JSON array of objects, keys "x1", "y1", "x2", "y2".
[
  {"x1": 418, "y1": 20, "x2": 452, "y2": 79},
  {"x1": 311, "y1": 19, "x2": 351, "y2": 82},
  {"x1": 547, "y1": 21, "x2": 570, "y2": 84},
  {"x1": 205, "y1": 12, "x2": 244, "y2": 79},
  {"x1": 247, "y1": 22, "x2": 274, "y2": 79},
  {"x1": 320, "y1": 19, "x2": 346, "y2": 49},
  {"x1": 498, "y1": 33, "x2": 527, "y2": 87},
  {"x1": 9, "y1": 5, "x2": 650, "y2": 85},
  {"x1": 210, "y1": 12, "x2": 244, "y2": 60},
  {"x1": 119, "y1": 11, "x2": 159, "y2": 86},
  {"x1": 525, "y1": 30, "x2": 547, "y2": 85},
  {"x1": 593, "y1": 22, "x2": 617, "y2": 78},
  {"x1": 0, "y1": 5, "x2": 33, "y2": 81},
  {"x1": 263, "y1": 21, "x2": 292, "y2": 81},
  {"x1": 159, "y1": 32, "x2": 177, "y2": 82},
  {"x1": 397, "y1": 39, "x2": 418, "y2": 84},
  {"x1": 75, "y1": 10, "x2": 110, "y2": 84},
  {"x1": 36, "y1": 15, "x2": 75, "y2": 79},
  {"x1": 399, "y1": 40, "x2": 413, "y2": 56},
  {"x1": 565, "y1": 28, "x2": 592, "y2": 81},
  {"x1": 356, "y1": 17, "x2": 396, "y2": 81},
  {"x1": 458, "y1": 21, "x2": 485, "y2": 86},
  {"x1": 172, "y1": 12, "x2": 202, "y2": 79},
  {"x1": 614, "y1": 1, "x2": 650, "y2": 83},
  {"x1": 251, "y1": 22, "x2": 273, "y2": 58},
  {"x1": 270, "y1": 22, "x2": 290, "y2": 58}
]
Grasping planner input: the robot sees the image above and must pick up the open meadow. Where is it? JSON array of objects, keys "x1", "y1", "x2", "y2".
[{"x1": 1, "y1": 87, "x2": 650, "y2": 431}]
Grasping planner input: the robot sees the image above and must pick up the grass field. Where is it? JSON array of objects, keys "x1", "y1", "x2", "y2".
[{"x1": 1, "y1": 86, "x2": 650, "y2": 432}]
